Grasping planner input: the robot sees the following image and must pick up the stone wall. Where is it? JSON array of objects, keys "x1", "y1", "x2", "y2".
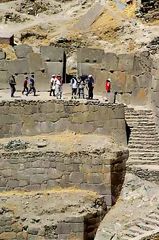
[
  {"x1": 0, "y1": 148, "x2": 128, "y2": 206},
  {"x1": 151, "y1": 56, "x2": 159, "y2": 131},
  {"x1": 0, "y1": 45, "x2": 65, "y2": 91},
  {"x1": 77, "y1": 49, "x2": 152, "y2": 106},
  {"x1": 0, "y1": 100, "x2": 127, "y2": 145}
]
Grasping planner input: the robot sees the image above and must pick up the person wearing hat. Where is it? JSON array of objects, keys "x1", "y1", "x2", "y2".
[
  {"x1": 105, "y1": 78, "x2": 111, "y2": 101},
  {"x1": 50, "y1": 74, "x2": 56, "y2": 96},
  {"x1": 55, "y1": 74, "x2": 63, "y2": 99}
]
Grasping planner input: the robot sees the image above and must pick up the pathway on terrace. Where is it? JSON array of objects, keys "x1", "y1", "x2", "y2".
[{"x1": 125, "y1": 106, "x2": 159, "y2": 183}]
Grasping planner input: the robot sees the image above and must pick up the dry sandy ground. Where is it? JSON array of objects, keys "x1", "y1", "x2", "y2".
[
  {"x1": 0, "y1": 188, "x2": 102, "y2": 238},
  {"x1": 0, "y1": 131, "x2": 118, "y2": 154}
]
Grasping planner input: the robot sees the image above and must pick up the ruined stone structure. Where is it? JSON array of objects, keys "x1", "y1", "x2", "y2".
[
  {"x1": 0, "y1": 44, "x2": 159, "y2": 239},
  {"x1": 0, "y1": 45, "x2": 65, "y2": 90},
  {"x1": 0, "y1": 100, "x2": 128, "y2": 239}
]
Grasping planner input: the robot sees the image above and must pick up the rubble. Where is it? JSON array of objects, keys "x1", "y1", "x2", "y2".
[
  {"x1": 4, "y1": 139, "x2": 29, "y2": 151},
  {"x1": 16, "y1": 0, "x2": 62, "y2": 16},
  {"x1": 136, "y1": 0, "x2": 159, "y2": 21}
]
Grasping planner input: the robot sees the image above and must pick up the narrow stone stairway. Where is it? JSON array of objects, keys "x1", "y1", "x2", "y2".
[
  {"x1": 120, "y1": 205, "x2": 159, "y2": 240},
  {"x1": 124, "y1": 107, "x2": 159, "y2": 182}
]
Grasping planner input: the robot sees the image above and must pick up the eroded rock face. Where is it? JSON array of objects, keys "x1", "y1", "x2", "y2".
[
  {"x1": 136, "y1": 0, "x2": 159, "y2": 21},
  {"x1": 16, "y1": 0, "x2": 62, "y2": 16}
]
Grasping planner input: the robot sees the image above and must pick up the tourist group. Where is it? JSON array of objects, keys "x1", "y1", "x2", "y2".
[{"x1": 8, "y1": 73, "x2": 111, "y2": 100}]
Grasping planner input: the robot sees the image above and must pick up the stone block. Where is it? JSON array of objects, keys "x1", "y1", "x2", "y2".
[
  {"x1": 56, "y1": 223, "x2": 72, "y2": 234},
  {"x1": 47, "y1": 169, "x2": 62, "y2": 179},
  {"x1": 69, "y1": 172, "x2": 84, "y2": 184},
  {"x1": 7, "y1": 59, "x2": 29, "y2": 74},
  {"x1": 77, "y1": 62, "x2": 96, "y2": 76},
  {"x1": 133, "y1": 53, "x2": 152, "y2": 75},
  {"x1": 30, "y1": 174, "x2": 47, "y2": 184},
  {"x1": 40, "y1": 46, "x2": 64, "y2": 62},
  {"x1": 6, "y1": 180, "x2": 19, "y2": 189},
  {"x1": 0, "y1": 71, "x2": 9, "y2": 89},
  {"x1": 45, "y1": 62, "x2": 63, "y2": 78},
  {"x1": 0, "y1": 50, "x2": 6, "y2": 60},
  {"x1": 136, "y1": 72, "x2": 152, "y2": 88},
  {"x1": 0, "y1": 232, "x2": 17, "y2": 240},
  {"x1": 77, "y1": 48, "x2": 104, "y2": 64},
  {"x1": 101, "y1": 52, "x2": 118, "y2": 71},
  {"x1": 131, "y1": 87, "x2": 149, "y2": 105},
  {"x1": 17, "y1": 232, "x2": 28, "y2": 240},
  {"x1": 33, "y1": 70, "x2": 49, "y2": 91},
  {"x1": 14, "y1": 44, "x2": 33, "y2": 59},
  {"x1": 86, "y1": 173, "x2": 103, "y2": 184},
  {"x1": 118, "y1": 53, "x2": 134, "y2": 72},
  {"x1": 27, "y1": 53, "x2": 45, "y2": 72},
  {"x1": 0, "y1": 60, "x2": 7, "y2": 70}
]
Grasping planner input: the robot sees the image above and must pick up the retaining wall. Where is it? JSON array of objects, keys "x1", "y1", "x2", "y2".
[
  {"x1": 0, "y1": 148, "x2": 128, "y2": 206},
  {"x1": 0, "y1": 100, "x2": 127, "y2": 145}
]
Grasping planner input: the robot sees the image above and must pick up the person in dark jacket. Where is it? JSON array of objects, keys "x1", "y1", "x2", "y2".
[
  {"x1": 22, "y1": 76, "x2": 29, "y2": 95},
  {"x1": 87, "y1": 75, "x2": 94, "y2": 99},
  {"x1": 9, "y1": 74, "x2": 16, "y2": 97},
  {"x1": 26, "y1": 74, "x2": 36, "y2": 96}
]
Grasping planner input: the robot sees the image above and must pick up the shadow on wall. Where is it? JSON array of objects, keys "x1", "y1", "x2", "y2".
[
  {"x1": 126, "y1": 121, "x2": 131, "y2": 144},
  {"x1": 111, "y1": 152, "x2": 128, "y2": 206}
]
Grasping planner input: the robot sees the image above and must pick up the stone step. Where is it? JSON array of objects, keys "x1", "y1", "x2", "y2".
[
  {"x1": 128, "y1": 226, "x2": 146, "y2": 235},
  {"x1": 130, "y1": 127, "x2": 157, "y2": 130},
  {"x1": 135, "y1": 222, "x2": 157, "y2": 231},
  {"x1": 149, "y1": 213, "x2": 159, "y2": 221},
  {"x1": 125, "y1": 113, "x2": 152, "y2": 116},
  {"x1": 128, "y1": 161, "x2": 159, "y2": 165},
  {"x1": 129, "y1": 137, "x2": 159, "y2": 141},
  {"x1": 129, "y1": 122, "x2": 156, "y2": 125},
  {"x1": 128, "y1": 165, "x2": 159, "y2": 182},
  {"x1": 130, "y1": 133, "x2": 158, "y2": 137},
  {"x1": 123, "y1": 231, "x2": 138, "y2": 238},
  {"x1": 129, "y1": 142, "x2": 159, "y2": 146},
  {"x1": 129, "y1": 138, "x2": 159, "y2": 142},
  {"x1": 125, "y1": 116, "x2": 154, "y2": 120},
  {"x1": 121, "y1": 236, "x2": 132, "y2": 240},
  {"x1": 128, "y1": 145, "x2": 159, "y2": 149},
  {"x1": 142, "y1": 217, "x2": 159, "y2": 227},
  {"x1": 130, "y1": 152, "x2": 159, "y2": 157}
]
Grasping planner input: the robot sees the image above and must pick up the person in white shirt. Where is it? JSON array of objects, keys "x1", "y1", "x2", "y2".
[
  {"x1": 50, "y1": 74, "x2": 56, "y2": 96},
  {"x1": 70, "y1": 76, "x2": 78, "y2": 99},
  {"x1": 55, "y1": 74, "x2": 62, "y2": 99}
]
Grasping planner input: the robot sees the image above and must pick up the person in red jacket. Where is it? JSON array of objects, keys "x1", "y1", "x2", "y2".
[{"x1": 105, "y1": 78, "x2": 111, "y2": 101}]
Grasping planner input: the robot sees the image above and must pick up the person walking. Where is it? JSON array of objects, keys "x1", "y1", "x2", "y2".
[
  {"x1": 70, "y1": 76, "x2": 78, "y2": 99},
  {"x1": 105, "y1": 78, "x2": 111, "y2": 101},
  {"x1": 78, "y1": 77, "x2": 85, "y2": 99},
  {"x1": 9, "y1": 74, "x2": 16, "y2": 97},
  {"x1": 50, "y1": 74, "x2": 56, "y2": 96},
  {"x1": 55, "y1": 74, "x2": 62, "y2": 99},
  {"x1": 27, "y1": 74, "x2": 36, "y2": 96},
  {"x1": 87, "y1": 75, "x2": 94, "y2": 99},
  {"x1": 22, "y1": 76, "x2": 29, "y2": 95}
]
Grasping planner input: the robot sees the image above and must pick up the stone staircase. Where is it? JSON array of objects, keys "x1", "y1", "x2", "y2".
[
  {"x1": 124, "y1": 107, "x2": 159, "y2": 182},
  {"x1": 120, "y1": 205, "x2": 159, "y2": 240}
]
